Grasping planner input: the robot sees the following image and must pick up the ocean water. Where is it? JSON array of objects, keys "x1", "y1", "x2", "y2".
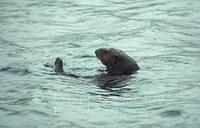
[{"x1": 0, "y1": 0, "x2": 200, "y2": 127}]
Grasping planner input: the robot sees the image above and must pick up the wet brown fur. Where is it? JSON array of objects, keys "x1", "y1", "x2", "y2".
[{"x1": 95, "y1": 48, "x2": 139, "y2": 75}]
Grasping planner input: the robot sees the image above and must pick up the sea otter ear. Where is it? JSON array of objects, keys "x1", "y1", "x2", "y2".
[{"x1": 108, "y1": 48, "x2": 117, "y2": 56}]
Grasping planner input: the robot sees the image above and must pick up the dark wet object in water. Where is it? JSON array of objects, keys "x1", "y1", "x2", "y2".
[
  {"x1": 54, "y1": 48, "x2": 139, "y2": 78},
  {"x1": 54, "y1": 57, "x2": 80, "y2": 78},
  {"x1": 95, "y1": 48, "x2": 140, "y2": 75}
]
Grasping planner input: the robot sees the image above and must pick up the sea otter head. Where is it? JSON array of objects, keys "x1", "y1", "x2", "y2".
[
  {"x1": 95, "y1": 48, "x2": 120, "y2": 69},
  {"x1": 95, "y1": 48, "x2": 140, "y2": 75}
]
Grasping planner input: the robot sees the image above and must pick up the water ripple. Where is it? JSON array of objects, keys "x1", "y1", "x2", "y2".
[{"x1": 1, "y1": 0, "x2": 200, "y2": 127}]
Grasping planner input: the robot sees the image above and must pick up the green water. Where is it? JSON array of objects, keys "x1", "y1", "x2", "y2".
[{"x1": 0, "y1": 0, "x2": 200, "y2": 127}]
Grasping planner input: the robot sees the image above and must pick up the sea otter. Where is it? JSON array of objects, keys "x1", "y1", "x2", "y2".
[
  {"x1": 53, "y1": 48, "x2": 139, "y2": 77},
  {"x1": 95, "y1": 48, "x2": 139, "y2": 75}
]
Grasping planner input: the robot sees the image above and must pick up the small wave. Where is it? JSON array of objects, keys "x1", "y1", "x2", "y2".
[
  {"x1": 95, "y1": 74, "x2": 130, "y2": 87},
  {"x1": 159, "y1": 110, "x2": 182, "y2": 117},
  {"x1": 28, "y1": 110, "x2": 51, "y2": 117},
  {"x1": 0, "y1": 66, "x2": 31, "y2": 76}
]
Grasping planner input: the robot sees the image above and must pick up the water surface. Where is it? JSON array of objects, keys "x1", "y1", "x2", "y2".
[{"x1": 0, "y1": 0, "x2": 200, "y2": 127}]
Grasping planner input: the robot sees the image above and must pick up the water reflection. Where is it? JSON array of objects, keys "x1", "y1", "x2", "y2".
[{"x1": 92, "y1": 73, "x2": 137, "y2": 94}]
